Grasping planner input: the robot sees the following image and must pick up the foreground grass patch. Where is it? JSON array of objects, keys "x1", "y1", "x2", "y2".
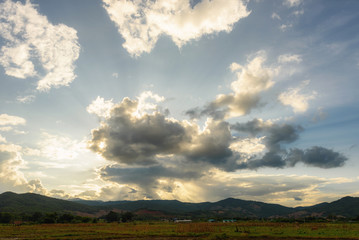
[{"x1": 0, "y1": 221, "x2": 358, "y2": 239}]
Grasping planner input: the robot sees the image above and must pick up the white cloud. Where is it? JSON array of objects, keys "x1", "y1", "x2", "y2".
[
  {"x1": 103, "y1": 0, "x2": 250, "y2": 56},
  {"x1": 0, "y1": 144, "x2": 28, "y2": 190},
  {"x1": 278, "y1": 54, "x2": 302, "y2": 64},
  {"x1": 278, "y1": 80, "x2": 317, "y2": 113},
  {"x1": 0, "y1": 43, "x2": 36, "y2": 78},
  {"x1": 210, "y1": 51, "x2": 278, "y2": 118},
  {"x1": 271, "y1": 13, "x2": 281, "y2": 20},
  {"x1": 293, "y1": 9, "x2": 304, "y2": 16},
  {"x1": 0, "y1": 127, "x2": 12, "y2": 132},
  {"x1": 283, "y1": 0, "x2": 301, "y2": 8},
  {"x1": 17, "y1": 95, "x2": 36, "y2": 103},
  {"x1": 135, "y1": 91, "x2": 165, "y2": 117},
  {"x1": 0, "y1": 143, "x2": 47, "y2": 195},
  {"x1": 230, "y1": 53, "x2": 276, "y2": 95},
  {"x1": 0, "y1": 114, "x2": 26, "y2": 126},
  {"x1": 87, "y1": 96, "x2": 115, "y2": 119},
  {"x1": 230, "y1": 137, "x2": 266, "y2": 155},
  {"x1": 0, "y1": 0, "x2": 80, "y2": 91},
  {"x1": 280, "y1": 23, "x2": 293, "y2": 31}
]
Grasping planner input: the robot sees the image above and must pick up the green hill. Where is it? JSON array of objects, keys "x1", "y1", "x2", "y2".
[
  {"x1": 0, "y1": 192, "x2": 97, "y2": 214},
  {"x1": 307, "y1": 196, "x2": 359, "y2": 217},
  {"x1": 1, "y1": 191, "x2": 358, "y2": 219}
]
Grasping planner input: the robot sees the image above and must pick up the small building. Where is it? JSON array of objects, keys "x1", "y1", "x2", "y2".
[
  {"x1": 174, "y1": 219, "x2": 192, "y2": 223},
  {"x1": 222, "y1": 219, "x2": 237, "y2": 223}
]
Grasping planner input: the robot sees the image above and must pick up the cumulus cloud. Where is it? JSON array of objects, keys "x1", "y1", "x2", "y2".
[
  {"x1": 232, "y1": 119, "x2": 347, "y2": 169},
  {"x1": 0, "y1": 0, "x2": 80, "y2": 91},
  {"x1": 0, "y1": 144, "x2": 47, "y2": 194},
  {"x1": 287, "y1": 147, "x2": 347, "y2": 168},
  {"x1": 187, "y1": 52, "x2": 278, "y2": 119},
  {"x1": 102, "y1": 0, "x2": 250, "y2": 56},
  {"x1": 278, "y1": 80, "x2": 317, "y2": 113},
  {"x1": 88, "y1": 93, "x2": 242, "y2": 171},
  {"x1": 88, "y1": 91, "x2": 348, "y2": 201},
  {"x1": 0, "y1": 113, "x2": 26, "y2": 126},
  {"x1": 87, "y1": 97, "x2": 115, "y2": 119},
  {"x1": 87, "y1": 48, "x2": 347, "y2": 200},
  {"x1": 88, "y1": 96, "x2": 191, "y2": 165}
]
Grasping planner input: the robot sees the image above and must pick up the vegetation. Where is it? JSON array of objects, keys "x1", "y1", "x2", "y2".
[
  {"x1": 1, "y1": 191, "x2": 359, "y2": 239},
  {"x1": 0, "y1": 192, "x2": 97, "y2": 214},
  {"x1": 2, "y1": 192, "x2": 359, "y2": 220},
  {"x1": 0, "y1": 221, "x2": 358, "y2": 239}
]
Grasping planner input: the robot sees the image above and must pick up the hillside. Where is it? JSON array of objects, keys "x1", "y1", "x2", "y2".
[
  {"x1": 1, "y1": 192, "x2": 358, "y2": 219},
  {"x1": 306, "y1": 196, "x2": 359, "y2": 218},
  {"x1": 0, "y1": 192, "x2": 97, "y2": 214}
]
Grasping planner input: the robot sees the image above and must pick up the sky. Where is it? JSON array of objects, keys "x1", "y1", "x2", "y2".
[{"x1": 0, "y1": 0, "x2": 358, "y2": 207}]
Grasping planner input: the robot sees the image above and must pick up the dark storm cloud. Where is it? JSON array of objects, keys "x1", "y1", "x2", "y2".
[
  {"x1": 232, "y1": 119, "x2": 303, "y2": 151},
  {"x1": 238, "y1": 147, "x2": 347, "y2": 170},
  {"x1": 184, "y1": 120, "x2": 233, "y2": 165},
  {"x1": 89, "y1": 98, "x2": 190, "y2": 165},
  {"x1": 287, "y1": 146, "x2": 347, "y2": 168},
  {"x1": 238, "y1": 151, "x2": 286, "y2": 169},
  {"x1": 232, "y1": 119, "x2": 347, "y2": 169},
  {"x1": 265, "y1": 123, "x2": 303, "y2": 151},
  {"x1": 89, "y1": 93, "x2": 348, "y2": 198},
  {"x1": 89, "y1": 97, "x2": 238, "y2": 169},
  {"x1": 230, "y1": 118, "x2": 265, "y2": 136}
]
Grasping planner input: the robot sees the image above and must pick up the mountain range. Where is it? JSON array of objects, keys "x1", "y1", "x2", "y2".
[{"x1": 1, "y1": 192, "x2": 358, "y2": 219}]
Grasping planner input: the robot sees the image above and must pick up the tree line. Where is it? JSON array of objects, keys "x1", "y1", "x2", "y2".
[{"x1": 0, "y1": 211, "x2": 134, "y2": 224}]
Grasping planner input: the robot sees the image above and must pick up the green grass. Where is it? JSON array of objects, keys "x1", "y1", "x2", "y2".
[{"x1": 0, "y1": 221, "x2": 358, "y2": 239}]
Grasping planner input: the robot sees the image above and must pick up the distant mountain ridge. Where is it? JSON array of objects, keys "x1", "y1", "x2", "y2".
[
  {"x1": 1, "y1": 191, "x2": 358, "y2": 219},
  {"x1": 0, "y1": 191, "x2": 96, "y2": 214}
]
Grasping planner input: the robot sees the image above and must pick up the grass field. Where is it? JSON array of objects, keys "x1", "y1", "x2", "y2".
[{"x1": 0, "y1": 221, "x2": 358, "y2": 239}]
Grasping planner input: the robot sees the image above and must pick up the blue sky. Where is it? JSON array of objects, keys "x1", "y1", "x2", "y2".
[{"x1": 0, "y1": 0, "x2": 358, "y2": 207}]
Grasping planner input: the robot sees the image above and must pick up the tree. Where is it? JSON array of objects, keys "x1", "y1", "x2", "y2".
[
  {"x1": 58, "y1": 213, "x2": 74, "y2": 223},
  {"x1": 105, "y1": 211, "x2": 120, "y2": 223},
  {"x1": 30, "y1": 212, "x2": 43, "y2": 223},
  {"x1": 43, "y1": 212, "x2": 58, "y2": 224},
  {"x1": 0, "y1": 213, "x2": 12, "y2": 223},
  {"x1": 121, "y1": 212, "x2": 134, "y2": 222}
]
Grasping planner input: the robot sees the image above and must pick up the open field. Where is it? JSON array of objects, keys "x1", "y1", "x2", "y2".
[{"x1": 0, "y1": 221, "x2": 359, "y2": 239}]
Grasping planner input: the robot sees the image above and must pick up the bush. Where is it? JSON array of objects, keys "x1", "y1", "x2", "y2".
[
  {"x1": 58, "y1": 213, "x2": 74, "y2": 223},
  {"x1": 105, "y1": 211, "x2": 120, "y2": 223},
  {"x1": 0, "y1": 213, "x2": 13, "y2": 223}
]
